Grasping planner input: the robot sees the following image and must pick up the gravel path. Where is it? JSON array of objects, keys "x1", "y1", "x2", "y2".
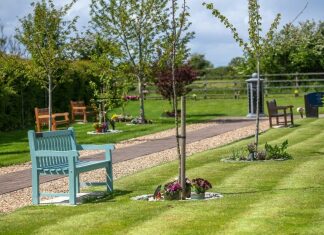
[{"x1": 0, "y1": 120, "x2": 269, "y2": 213}]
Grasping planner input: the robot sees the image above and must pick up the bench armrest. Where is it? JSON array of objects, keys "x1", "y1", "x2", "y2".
[
  {"x1": 53, "y1": 112, "x2": 69, "y2": 118},
  {"x1": 77, "y1": 144, "x2": 115, "y2": 151},
  {"x1": 77, "y1": 144, "x2": 114, "y2": 161},
  {"x1": 276, "y1": 105, "x2": 293, "y2": 109}
]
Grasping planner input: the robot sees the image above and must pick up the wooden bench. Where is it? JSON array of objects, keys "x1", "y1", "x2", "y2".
[
  {"x1": 70, "y1": 101, "x2": 88, "y2": 123},
  {"x1": 28, "y1": 127, "x2": 114, "y2": 205},
  {"x1": 35, "y1": 107, "x2": 69, "y2": 132},
  {"x1": 266, "y1": 99, "x2": 294, "y2": 127}
]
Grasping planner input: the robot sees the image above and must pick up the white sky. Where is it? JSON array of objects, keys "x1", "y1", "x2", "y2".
[{"x1": 0, "y1": 0, "x2": 323, "y2": 66}]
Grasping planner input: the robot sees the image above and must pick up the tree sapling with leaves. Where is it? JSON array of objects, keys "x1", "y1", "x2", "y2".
[
  {"x1": 16, "y1": 0, "x2": 77, "y2": 130},
  {"x1": 204, "y1": 0, "x2": 281, "y2": 151}
]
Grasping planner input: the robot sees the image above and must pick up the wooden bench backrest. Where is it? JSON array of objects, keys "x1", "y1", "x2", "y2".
[
  {"x1": 35, "y1": 107, "x2": 50, "y2": 124},
  {"x1": 35, "y1": 108, "x2": 49, "y2": 116},
  {"x1": 28, "y1": 128, "x2": 77, "y2": 168},
  {"x1": 266, "y1": 99, "x2": 278, "y2": 115},
  {"x1": 71, "y1": 101, "x2": 85, "y2": 108}
]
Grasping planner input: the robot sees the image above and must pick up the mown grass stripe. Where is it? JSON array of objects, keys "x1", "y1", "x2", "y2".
[
  {"x1": 218, "y1": 157, "x2": 324, "y2": 235},
  {"x1": 1, "y1": 118, "x2": 324, "y2": 234}
]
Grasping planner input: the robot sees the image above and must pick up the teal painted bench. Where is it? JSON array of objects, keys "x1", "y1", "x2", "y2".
[{"x1": 28, "y1": 127, "x2": 114, "y2": 205}]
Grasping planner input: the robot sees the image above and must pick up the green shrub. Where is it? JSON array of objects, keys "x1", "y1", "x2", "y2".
[{"x1": 265, "y1": 140, "x2": 292, "y2": 160}]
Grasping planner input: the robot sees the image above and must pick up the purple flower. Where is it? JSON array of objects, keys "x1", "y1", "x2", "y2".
[
  {"x1": 191, "y1": 178, "x2": 212, "y2": 193},
  {"x1": 164, "y1": 181, "x2": 182, "y2": 193}
]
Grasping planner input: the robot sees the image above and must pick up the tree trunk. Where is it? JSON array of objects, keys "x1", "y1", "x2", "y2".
[
  {"x1": 180, "y1": 96, "x2": 186, "y2": 199},
  {"x1": 20, "y1": 87, "x2": 25, "y2": 128},
  {"x1": 138, "y1": 27, "x2": 145, "y2": 124},
  {"x1": 138, "y1": 78, "x2": 145, "y2": 123},
  {"x1": 171, "y1": 0, "x2": 181, "y2": 178},
  {"x1": 48, "y1": 74, "x2": 53, "y2": 131}
]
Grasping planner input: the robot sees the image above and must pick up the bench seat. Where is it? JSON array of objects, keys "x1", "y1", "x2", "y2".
[{"x1": 38, "y1": 160, "x2": 111, "y2": 175}]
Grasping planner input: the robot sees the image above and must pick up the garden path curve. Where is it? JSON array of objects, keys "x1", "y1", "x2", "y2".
[{"x1": 0, "y1": 119, "x2": 256, "y2": 195}]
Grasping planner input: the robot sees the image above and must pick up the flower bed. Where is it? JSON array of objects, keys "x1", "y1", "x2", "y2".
[
  {"x1": 131, "y1": 192, "x2": 223, "y2": 201},
  {"x1": 222, "y1": 140, "x2": 292, "y2": 162}
]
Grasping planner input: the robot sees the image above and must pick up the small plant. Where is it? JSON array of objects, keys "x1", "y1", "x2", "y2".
[
  {"x1": 93, "y1": 122, "x2": 101, "y2": 129},
  {"x1": 265, "y1": 140, "x2": 292, "y2": 160},
  {"x1": 255, "y1": 150, "x2": 267, "y2": 160},
  {"x1": 247, "y1": 142, "x2": 256, "y2": 153},
  {"x1": 93, "y1": 122, "x2": 108, "y2": 132},
  {"x1": 163, "y1": 181, "x2": 182, "y2": 200},
  {"x1": 184, "y1": 178, "x2": 192, "y2": 198},
  {"x1": 247, "y1": 142, "x2": 257, "y2": 160},
  {"x1": 191, "y1": 178, "x2": 212, "y2": 194},
  {"x1": 111, "y1": 114, "x2": 119, "y2": 122},
  {"x1": 111, "y1": 114, "x2": 133, "y2": 122},
  {"x1": 226, "y1": 148, "x2": 247, "y2": 161}
]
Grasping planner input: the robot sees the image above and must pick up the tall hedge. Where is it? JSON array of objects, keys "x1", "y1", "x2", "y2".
[{"x1": 0, "y1": 57, "x2": 97, "y2": 131}]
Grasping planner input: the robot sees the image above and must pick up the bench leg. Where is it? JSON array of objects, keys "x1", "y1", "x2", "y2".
[
  {"x1": 106, "y1": 164, "x2": 113, "y2": 192},
  {"x1": 32, "y1": 171, "x2": 40, "y2": 204},
  {"x1": 83, "y1": 112, "x2": 87, "y2": 123},
  {"x1": 269, "y1": 117, "x2": 273, "y2": 128},
  {"x1": 36, "y1": 121, "x2": 41, "y2": 133},
  {"x1": 69, "y1": 173, "x2": 77, "y2": 205},
  {"x1": 76, "y1": 174, "x2": 80, "y2": 193}
]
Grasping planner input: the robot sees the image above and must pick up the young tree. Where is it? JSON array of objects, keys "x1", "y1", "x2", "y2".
[
  {"x1": 155, "y1": 65, "x2": 197, "y2": 108},
  {"x1": 154, "y1": 0, "x2": 193, "y2": 161},
  {"x1": 204, "y1": 0, "x2": 281, "y2": 151},
  {"x1": 90, "y1": 0, "x2": 169, "y2": 124},
  {"x1": 16, "y1": 0, "x2": 77, "y2": 130},
  {"x1": 88, "y1": 35, "x2": 132, "y2": 123},
  {"x1": 166, "y1": 0, "x2": 192, "y2": 198}
]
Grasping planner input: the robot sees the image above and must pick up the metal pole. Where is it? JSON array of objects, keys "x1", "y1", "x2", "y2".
[
  {"x1": 180, "y1": 96, "x2": 186, "y2": 199},
  {"x1": 255, "y1": 60, "x2": 260, "y2": 153}
]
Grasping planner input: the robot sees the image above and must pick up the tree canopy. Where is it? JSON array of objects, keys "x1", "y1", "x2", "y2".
[{"x1": 90, "y1": 0, "x2": 169, "y2": 123}]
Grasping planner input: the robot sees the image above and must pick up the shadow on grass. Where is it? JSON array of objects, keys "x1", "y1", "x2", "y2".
[
  {"x1": 0, "y1": 130, "x2": 30, "y2": 144},
  {"x1": 82, "y1": 189, "x2": 133, "y2": 204},
  {"x1": 0, "y1": 150, "x2": 29, "y2": 155}
]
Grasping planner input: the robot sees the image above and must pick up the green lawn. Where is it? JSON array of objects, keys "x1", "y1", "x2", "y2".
[
  {"x1": 0, "y1": 118, "x2": 323, "y2": 234},
  {"x1": 0, "y1": 96, "x2": 311, "y2": 167}
]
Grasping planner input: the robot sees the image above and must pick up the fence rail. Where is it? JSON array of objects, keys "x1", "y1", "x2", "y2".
[{"x1": 139, "y1": 72, "x2": 324, "y2": 100}]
